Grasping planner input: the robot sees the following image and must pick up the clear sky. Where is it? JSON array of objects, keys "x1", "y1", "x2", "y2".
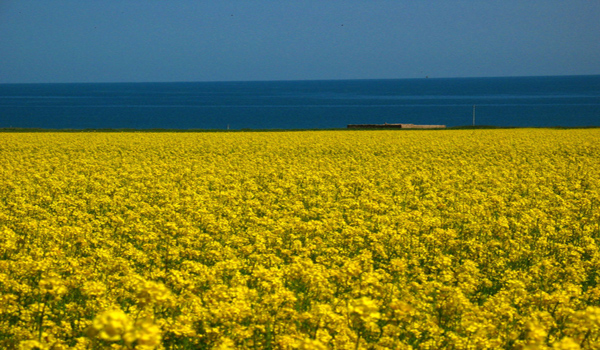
[{"x1": 1, "y1": 1, "x2": 599, "y2": 83}]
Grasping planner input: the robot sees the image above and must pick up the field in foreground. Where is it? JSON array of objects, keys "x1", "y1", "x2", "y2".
[{"x1": 1, "y1": 130, "x2": 599, "y2": 350}]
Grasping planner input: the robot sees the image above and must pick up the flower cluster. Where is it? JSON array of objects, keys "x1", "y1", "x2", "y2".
[{"x1": 0, "y1": 129, "x2": 599, "y2": 349}]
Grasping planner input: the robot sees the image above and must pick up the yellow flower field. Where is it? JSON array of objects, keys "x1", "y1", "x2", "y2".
[{"x1": 1, "y1": 129, "x2": 599, "y2": 350}]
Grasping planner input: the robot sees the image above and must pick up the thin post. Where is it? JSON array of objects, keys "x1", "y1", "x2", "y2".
[{"x1": 472, "y1": 105, "x2": 476, "y2": 126}]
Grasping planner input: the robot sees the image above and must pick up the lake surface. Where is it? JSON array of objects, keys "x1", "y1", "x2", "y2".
[{"x1": 1, "y1": 75, "x2": 599, "y2": 129}]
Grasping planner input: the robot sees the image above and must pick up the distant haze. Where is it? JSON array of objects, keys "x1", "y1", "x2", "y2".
[{"x1": 1, "y1": 1, "x2": 599, "y2": 83}]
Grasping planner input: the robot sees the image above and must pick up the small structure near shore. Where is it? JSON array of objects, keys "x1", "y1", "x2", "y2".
[{"x1": 347, "y1": 123, "x2": 446, "y2": 129}]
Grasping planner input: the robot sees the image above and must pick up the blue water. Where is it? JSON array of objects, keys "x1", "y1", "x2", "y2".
[{"x1": 1, "y1": 75, "x2": 599, "y2": 129}]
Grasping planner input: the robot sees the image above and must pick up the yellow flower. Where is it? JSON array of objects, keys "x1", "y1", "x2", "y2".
[
  {"x1": 295, "y1": 338, "x2": 328, "y2": 350},
  {"x1": 125, "y1": 317, "x2": 162, "y2": 350},
  {"x1": 349, "y1": 297, "x2": 380, "y2": 320},
  {"x1": 552, "y1": 337, "x2": 581, "y2": 350},
  {"x1": 2, "y1": 130, "x2": 599, "y2": 349},
  {"x1": 87, "y1": 309, "x2": 133, "y2": 342},
  {"x1": 38, "y1": 277, "x2": 67, "y2": 297},
  {"x1": 136, "y1": 280, "x2": 173, "y2": 307},
  {"x1": 18, "y1": 340, "x2": 48, "y2": 350}
]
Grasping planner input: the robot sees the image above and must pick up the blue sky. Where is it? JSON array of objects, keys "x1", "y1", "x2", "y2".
[{"x1": 1, "y1": 1, "x2": 599, "y2": 83}]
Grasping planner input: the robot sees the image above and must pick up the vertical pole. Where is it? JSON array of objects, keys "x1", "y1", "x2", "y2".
[{"x1": 472, "y1": 105, "x2": 476, "y2": 126}]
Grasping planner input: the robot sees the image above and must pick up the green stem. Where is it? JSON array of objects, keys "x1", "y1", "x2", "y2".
[
  {"x1": 354, "y1": 329, "x2": 362, "y2": 350},
  {"x1": 38, "y1": 296, "x2": 48, "y2": 341}
]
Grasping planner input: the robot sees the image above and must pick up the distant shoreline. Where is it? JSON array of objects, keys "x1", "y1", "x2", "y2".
[{"x1": 1, "y1": 126, "x2": 599, "y2": 133}]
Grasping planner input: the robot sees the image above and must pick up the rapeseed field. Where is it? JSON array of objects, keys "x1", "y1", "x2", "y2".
[{"x1": 1, "y1": 129, "x2": 599, "y2": 350}]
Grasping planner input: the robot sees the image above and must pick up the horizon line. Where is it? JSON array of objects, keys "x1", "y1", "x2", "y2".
[{"x1": 2, "y1": 73, "x2": 599, "y2": 85}]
